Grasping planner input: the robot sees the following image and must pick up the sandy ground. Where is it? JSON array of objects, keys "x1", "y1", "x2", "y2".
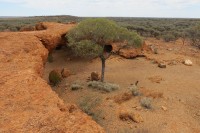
[{"x1": 43, "y1": 38, "x2": 200, "y2": 133}]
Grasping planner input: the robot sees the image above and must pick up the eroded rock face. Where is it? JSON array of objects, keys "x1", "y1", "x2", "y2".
[
  {"x1": 0, "y1": 22, "x2": 104, "y2": 133},
  {"x1": 112, "y1": 42, "x2": 152, "y2": 59}
]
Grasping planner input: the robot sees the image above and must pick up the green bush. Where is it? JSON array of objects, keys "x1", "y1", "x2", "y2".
[
  {"x1": 67, "y1": 18, "x2": 143, "y2": 58},
  {"x1": 162, "y1": 34, "x2": 176, "y2": 42},
  {"x1": 49, "y1": 70, "x2": 62, "y2": 86},
  {"x1": 188, "y1": 24, "x2": 200, "y2": 48},
  {"x1": 66, "y1": 18, "x2": 143, "y2": 82}
]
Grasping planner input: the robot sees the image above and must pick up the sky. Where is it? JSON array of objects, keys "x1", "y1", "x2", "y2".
[{"x1": 0, "y1": 0, "x2": 200, "y2": 18}]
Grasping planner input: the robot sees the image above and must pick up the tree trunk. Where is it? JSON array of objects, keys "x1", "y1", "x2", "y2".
[{"x1": 100, "y1": 56, "x2": 106, "y2": 82}]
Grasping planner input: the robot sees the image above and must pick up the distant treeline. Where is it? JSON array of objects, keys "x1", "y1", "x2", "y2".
[{"x1": 0, "y1": 16, "x2": 200, "y2": 47}]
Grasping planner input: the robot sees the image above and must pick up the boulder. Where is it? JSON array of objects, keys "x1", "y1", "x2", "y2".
[
  {"x1": 116, "y1": 42, "x2": 152, "y2": 59},
  {"x1": 158, "y1": 63, "x2": 167, "y2": 68},
  {"x1": 91, "y1": 71, "x2": 100, "y2": 81},
  {"x1": 184, "y1": 59, "x2": 193, "y2": 66},
  {"x1": 119, "y1": 110, "x2": 143, "y2": 123},
  {"x1": 119, "y1": 48, "x2": 142, "y2": 59},
  {"x1": 61, "y1": 68, "x2": 71, "y2": 78}
]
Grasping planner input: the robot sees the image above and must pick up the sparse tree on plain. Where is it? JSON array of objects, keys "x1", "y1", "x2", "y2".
[{"x1": 66, "y1": 18, "x2": 143, "y2": 82}]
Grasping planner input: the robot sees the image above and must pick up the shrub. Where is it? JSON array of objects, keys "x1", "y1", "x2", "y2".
[
  {"x1": 70, "y1": 82, "x2": 84, "y2": 90},
  {"x1": 88, "y1": 81, "x2": 119, "y2": 92},
  {"x1": 47, "y1": 52, "x2": 53, "y2": 63},
  {"x1": 49, "y1": 69, "x2": 62, "y2": 86},
  {"x1": 66, "y1": 18, "x2": 143, "y2": 82},
  {"x1": 140, "y1": 97, "x2": 152, "y2": 109},
  {"x1": 129, "y1": 85, "x2": 140, "y2": 96},
  {"x1": 187, "y1": 24, "x2": 200, "y2": 48},
  {"x1": 78, "y1": 96, "x2": 103, "y2": 123},
  {"x1": 162, "y1": 34, "x2": 176, "y2": 42}
]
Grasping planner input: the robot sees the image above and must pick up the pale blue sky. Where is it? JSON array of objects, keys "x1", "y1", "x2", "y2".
[{"x1": 0, "y1": 0, "x2": 200, "y2": 18}]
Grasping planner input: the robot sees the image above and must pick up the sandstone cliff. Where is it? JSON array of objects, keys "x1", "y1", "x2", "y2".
[{"x1": 0, "y1": 22, "x2": 104, "y2": 133}]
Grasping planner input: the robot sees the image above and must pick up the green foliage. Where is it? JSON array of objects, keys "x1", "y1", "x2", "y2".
[
  {"x1": 67, "y1": 18, "x2": 143, "y2": 58},
  {"x1": 70, "y1": 40, "x2": 103, "y2": 57},
  {"x1": 0, "y1": 15, "x2": 79, "y2": 32},
  {"x1": 88, "y1": 81, "x2": 119, "y2": 92},
  {"x1": 162, "y1": 34, "x2": 176, "y2": 42},
  {"x1": 47, "y1": 53, "x2": 53, "y2": 63},
  {"x1": 49, "y1": 70, "x2": 62, "y2": 86},
  {"x1": 187, "y1": 23, "x2": 200, "y2": 48}
]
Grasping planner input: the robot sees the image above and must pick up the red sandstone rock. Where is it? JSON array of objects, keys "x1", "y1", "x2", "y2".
[{"x1": 0, "y1": 22, "x2": 104, "y2": 133}]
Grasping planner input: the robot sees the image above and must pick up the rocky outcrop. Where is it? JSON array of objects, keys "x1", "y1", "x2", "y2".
[
  {"x1": 0, "y1": 23, "x2": 104, "y2": 132},
  {"x1": 112, "y1": 42, "x2": 152, "y2": 59},
  {"x1": 31, "y1": 22, "x2": 75, "y2": 51}
]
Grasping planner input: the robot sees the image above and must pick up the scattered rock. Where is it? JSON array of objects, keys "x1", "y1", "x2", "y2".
[
  {"x1": 119, "y1": 110, "x2": 143, "y2": 123},
  {"x1": 183, "y1": 59, "x2": 193, "y2": 66},
  {"x1": 114, "y1": 92, "x2": 132, "y2": 104},
  {"x1": 158, "y1": 63, "x2": 166, "y2": 68},
  {"x1": 61, "y1": 68, "x2": 71, "y2": 78},
  {"x1": 161, "y1": 106, "x2": 167, "y2": 111},
  {"x1": 150, "y1": 45, "x2": 158, "y2": 54},
  {"x1": 91, "y1": 71, "x2": 100, "y2": 81},
  {"x1": 168, "y1": 60, "x2": 177, "y2": 66}
]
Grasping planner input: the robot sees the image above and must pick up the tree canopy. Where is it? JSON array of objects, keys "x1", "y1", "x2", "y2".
[
  {"x1": 66, "y1": 18, "x2": 143, "y2": 82},
  {"x1": 66, "y1": 18, "x2": 143, "y2": 58}
]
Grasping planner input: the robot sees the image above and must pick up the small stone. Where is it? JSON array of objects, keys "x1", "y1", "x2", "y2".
[
  {"x1": 91, "y1": 71, "x2": 100, "y2": 81},
  {"x1": 167, "y1": 48, "x2": 173, "y2": 51},
  {"x1": 161, "y1": 106, "x2": 167, "y2": 111},
  {"x1": 158, "y1": 63, "x2": 166, "y2": 68},
  {"x1": 61, "y1": 68, "x2": 71, "y2": 78},
  {"x1": 131, "y1": 113, "x2": 143, "y2": 123},
  {"x1": 183, "y1": 59, "x2": 193, "y2": 66}
]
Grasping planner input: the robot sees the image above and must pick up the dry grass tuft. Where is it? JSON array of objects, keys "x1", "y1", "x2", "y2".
[{"x1": 88, "y1": 81, "x2": 119, "y2": 92}]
